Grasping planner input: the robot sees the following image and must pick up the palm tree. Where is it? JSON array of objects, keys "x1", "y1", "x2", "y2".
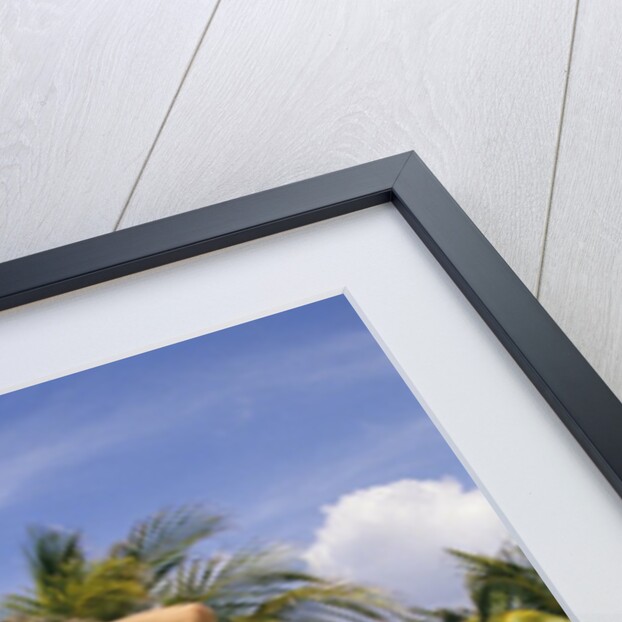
[
  {"x1": 411, "y1": 606, "x2": 471, "y2": 622},
  {"x1": 2, "y1": 506, "x2": 413, "y2": 622},
  {"x1": 155, "y1": 545, "x2": 412, "y2": 622},
  {"x1": 416, "y1": 547, "x2": 567, "y2": 622},
  {"x1": 3, "y1": 526, "x2": 147, "y2": 621},
  {"x1": 415, "y1": 608, "x2": 566, "y2": 622},
  {"x1": 448, "y1": 547, "x2": 566, "y2": 620}
]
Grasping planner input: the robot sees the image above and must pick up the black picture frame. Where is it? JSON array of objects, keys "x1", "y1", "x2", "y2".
[{"x1": 1, "y1": 150, "x2": 621, "y2": 501}]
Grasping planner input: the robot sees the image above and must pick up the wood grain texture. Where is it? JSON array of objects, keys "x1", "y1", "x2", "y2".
[
  {"x1": 539, "y1": 0, "x2": 622, "y2": 400},
  {"x1": 119, "y1": 0, "x2": 576, "y2": 290},
  {"x1": 0, "y1": 0, "x2": 218, "y2": 262}
]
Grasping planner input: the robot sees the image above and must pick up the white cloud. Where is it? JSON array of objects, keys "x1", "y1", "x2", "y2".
[{"x1": 303, "y1": 478, "x2": 510, "y2": 609}]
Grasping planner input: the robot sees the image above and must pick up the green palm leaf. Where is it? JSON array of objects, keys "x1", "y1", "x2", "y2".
[
  {"x1": 448, "y1": 548, "x2": 566, "y2": 620},
  {"x1": 158, "y1": 547, "x2": 414, "y2": 622},
  {"x1": 24, "y1": 527, "x2": 85, "y2": 590},
  {"x1": 489, "y1": 612, "x2": 568, "y2": 622},
  {"x1": 63, "y1": 557, "x2": 148, "y2": 621},
  {"x1": 112, "y1": 506, "x2": 227, "y2": 587},
  {"x1": 3, "y1": 528, "x2": 146, "y2": 622},
  {"x1": 1, "y1": 593, "x2": 47, "y2": 619},
  {"x1": 4, "y1": 508, "x2": 569, "y2": 622}
]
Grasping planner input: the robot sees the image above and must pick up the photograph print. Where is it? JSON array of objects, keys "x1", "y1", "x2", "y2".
[{"x1": 0, "y1": 295, "x2": 567, "y2": 622}]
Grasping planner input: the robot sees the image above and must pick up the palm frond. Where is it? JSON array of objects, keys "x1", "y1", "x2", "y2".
[
  {"x1": 157, "y1": 547, "x2": 307, "y2": 609},
  {"x1": 67, "y1": 557, "x2": 148, "y2": 621},
  {"x1": 158, "y1": 547, "x2": 415, "y2": 622},
  {"x1": 492, "y1": 612, "x2": 569, "y2": 622},
  {"x1": 112, "y1": 506, "x2": 226, "y2": 586},
  {"x1": 448, "y1": 548, "x2": 565, "y2": 618},
  {"x1": 1, "y1": 592, "x2": 47, "y2": 619},
  {"x1": 24, "y1": 527, "x2": 85, "y2": 589},
  {"x1": 4, "y1": 538, "x2": 147, "y2": 621},
  {"x1": 246, "y1": 582, "x2": 404, "y2": 621},
  {"x1": 410, "y1": 606, "x2": 472, "y2": 622}
]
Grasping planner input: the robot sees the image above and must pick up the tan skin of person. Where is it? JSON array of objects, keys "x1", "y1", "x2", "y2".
[{"x1": 115, "y1": 604, "x2": 216, "y2": 622}]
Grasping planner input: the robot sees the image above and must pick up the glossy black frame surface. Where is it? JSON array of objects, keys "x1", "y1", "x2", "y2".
[{"x1": 1, "y1": 151, "x2": 621, "y2": 498}]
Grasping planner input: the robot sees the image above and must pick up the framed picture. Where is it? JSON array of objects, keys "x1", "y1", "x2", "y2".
[{"x1": 1, "y1": 152, "x2": 620, "y2": 621}]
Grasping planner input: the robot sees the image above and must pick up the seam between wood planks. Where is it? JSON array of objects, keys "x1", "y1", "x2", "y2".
[
  {"x1": 535, "y1": 0, "x2": 581, "y2": 299},
  {"x1": 113, "y1": 0, "x2": 225, "y2": 232}
]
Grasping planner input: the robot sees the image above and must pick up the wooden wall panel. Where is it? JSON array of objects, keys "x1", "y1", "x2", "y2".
[
  {"x1": 119, "y1": 0, "x2": 576, "y2": 290},
  {"x1": 539, "y1": 0, "x2": 622, "y2": 399},
  {"x1": 0, "y1": 0, "x2": 218, "y2": 261}
]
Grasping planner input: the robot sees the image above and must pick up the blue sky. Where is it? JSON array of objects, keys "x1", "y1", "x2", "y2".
[{"x1": 0, "y1": 295, "x2": 502, "y2": 607}]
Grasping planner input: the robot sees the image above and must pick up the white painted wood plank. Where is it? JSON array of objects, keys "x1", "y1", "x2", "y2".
[
  {"x1": 539, "y1": 1, "x2": 622, "y2": 400},
  {"x1": 0, "y1": 0, "x2": 218, "y2": 262},
  {"x1": 119, "y1": 0, "x2": 576, "y2": 290}
]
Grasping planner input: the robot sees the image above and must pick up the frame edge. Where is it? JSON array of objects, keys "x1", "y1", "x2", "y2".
[
  {"x1": 393, "y1": 151, "x2": 622, "y2": 499},
  {"x1": 0, "y1": 153, "x2": 411, "y2": 311},
  {"x1": 2, "y1": 150, "x2": 621, "y2": 502}
]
